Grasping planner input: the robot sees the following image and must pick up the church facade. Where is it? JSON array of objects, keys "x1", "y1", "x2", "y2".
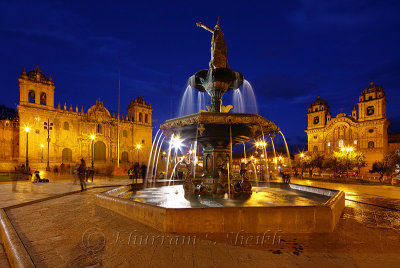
[
  {"x1": 1, "y1": 66, "x2": 153, "y2": 170},
  {"x1": 306, "y1": 81, "x2": 399, "y2": 171}
]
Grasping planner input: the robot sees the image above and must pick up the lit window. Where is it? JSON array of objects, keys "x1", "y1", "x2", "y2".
[
  {"x1": 339, "y1": 139, "x2": 344, "y2": 147},
  {"x1": 354, "y1": 140, "x2": 357, "y2": 145},
  {"x1": 327, "y1": 142, "x2": 331, "y2": 147}
]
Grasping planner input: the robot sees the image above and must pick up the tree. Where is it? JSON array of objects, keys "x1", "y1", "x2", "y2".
[
  {"x1": 370, "y1": 151, "x2": 400, "y2": 183},
  {"x1": 323, "y1": 150, "x2": 366, "y2": 178}
]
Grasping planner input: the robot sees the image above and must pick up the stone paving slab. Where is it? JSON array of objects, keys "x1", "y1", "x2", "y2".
[{"x1": 4, "y1": 186, "x2": 400, "y2": 267}]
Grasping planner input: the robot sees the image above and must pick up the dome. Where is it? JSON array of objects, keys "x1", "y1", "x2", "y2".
[
  {"x1": 361, "y1": 81, "x2": 384, "y2": 95},
  {"x1": 309, "y1": 96, "x2": 329, "y2": 109}
]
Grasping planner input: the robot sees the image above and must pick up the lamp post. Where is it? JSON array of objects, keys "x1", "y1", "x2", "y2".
[
  {"x1": 24, "y1": 126, "x2": 30, "y2": 168},
  {"x1": 136, "y1": 144, "x2": 142, "y2": 165},
  {"x1": 43, "y1": 120, "x2": 53, "y2": 171},
  {"x1": 255, "y1": 140, "x2": 267, "y2": 180},
  {"x1": 341, "y1": 146, "x2": 354, "y2": 178},
  {"x1": 90, "y1": 135, "x2": 95, "y2": 169},
  {"x1": 300, "y1": 153, "x2": 305, "y2": 178},
  {"x1": 41, "y1": 144, "x2": 44, "y2": 163}
]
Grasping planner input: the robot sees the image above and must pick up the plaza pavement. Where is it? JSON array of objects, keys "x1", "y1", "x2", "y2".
[{"x1": 0, "y1": 175, "x2": 399, "y2": 267}]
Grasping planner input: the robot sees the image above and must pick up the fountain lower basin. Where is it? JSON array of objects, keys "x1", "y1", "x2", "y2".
[{"x1": 95, "y1": 183, "x2": 345, "y2": 233}]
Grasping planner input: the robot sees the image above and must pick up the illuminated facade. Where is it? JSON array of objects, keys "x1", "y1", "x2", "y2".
[
  {"x1": 305, "y1": 81, "x2": 397, "y2": 170},
  {"x1": 11, "y1": 66, "x2": 153, "y2": 168}
]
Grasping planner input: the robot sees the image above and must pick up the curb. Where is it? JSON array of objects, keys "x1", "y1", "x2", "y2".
[{"x1": 0, "y1": 209, "x2": 35, "y2": 268}]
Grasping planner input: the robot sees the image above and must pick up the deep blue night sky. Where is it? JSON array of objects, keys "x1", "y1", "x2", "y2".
[{"x1": 1, "y1": 0, "x2": 400, "y2": 152}]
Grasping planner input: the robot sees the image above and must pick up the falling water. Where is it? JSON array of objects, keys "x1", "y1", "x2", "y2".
[
  {"x1": 178, "y1": 84, "x2": 195, "y2": 116},
  {"x1": 149, "y1": 131, "x2": 163, "y2": 180},
  {"x1": 279, "y1": 131, "x2": 291, "y2": 168},
  {"x1": 146, "y1": 129, "x2": 161, "y2": 182},
  {"x1": 153, "y1": 137, "x2": 165, "y2": 187},
  {"x1": 164, "y1": 137, "x2": 173, "y2": 180},
  {"x1": 231, "y1": 80, "x2": 258, "y2": 113}
]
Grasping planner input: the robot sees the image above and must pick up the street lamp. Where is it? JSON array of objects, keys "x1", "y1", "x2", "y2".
[
  {"x1": 43, "y1": 120, "x2": 53, "y2": 171},
  {"x1": 300, "y1": 153, "x2": 305, "y2": 178},
  {"x1": 90, "y1": 135, "x2": 95, "y2": 169},
  {"x1": 25, "y1": 126, "x2": 30, "y2": 168},
  {"x1": 40, "y1": 144, "x2": 44, "y2": 163},
  {"x1": 136, "y1": 143, "x2": 142, "y2": 165},
  {"x1": 341, "y1": 146, "x2": 354, "y2": 178}
]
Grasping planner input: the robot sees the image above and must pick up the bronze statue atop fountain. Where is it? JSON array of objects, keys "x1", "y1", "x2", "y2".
[{"x1": 196, "y1": 20, "x2": 230, "y2": 69}]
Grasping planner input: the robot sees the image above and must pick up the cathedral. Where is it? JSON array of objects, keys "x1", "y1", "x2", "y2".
[
  {"x1": 0, "y1": 66, "x2": 152, "y2": 170},
  {"x1": 306, "y1": 81, "x2": 399, "y2": 171}
]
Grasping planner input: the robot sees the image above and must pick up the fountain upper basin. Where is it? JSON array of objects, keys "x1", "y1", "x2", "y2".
[{"x1": 160, "y1": 112, "x2": 280, "y2": 146}]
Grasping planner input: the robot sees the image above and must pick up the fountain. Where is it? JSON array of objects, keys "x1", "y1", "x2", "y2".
[
  {"x1": 95, "y1": 20, "x2": 345, "y2": 234},
  {"x1": 160, "y1": 21, "x2": 279, "y2": 196}
]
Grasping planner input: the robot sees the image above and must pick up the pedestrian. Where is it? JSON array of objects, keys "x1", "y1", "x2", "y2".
[
  {"x1": 78, "y1": 158, "x2": 87, "y2": 191},
  {"x1": 141, "y1": 164, "x2": 147, "y2": 183},
  {"x1": 128, "y1": 166, "x2": 134, "y2": 180},
  {"x1": 134, "y1": 163, "x2": 139, "y2": 183}
]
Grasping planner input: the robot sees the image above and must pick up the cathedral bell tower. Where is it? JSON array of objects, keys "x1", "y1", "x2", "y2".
[
  {"x1": 18, "y1": 66, "x2": 55, "y2": 108},
  {"x1": 357, "y1": 81, "x2": 386, "y2": 122},
  {"x1": 307, "y1": 96, "x2": 330, "y2": 130}
]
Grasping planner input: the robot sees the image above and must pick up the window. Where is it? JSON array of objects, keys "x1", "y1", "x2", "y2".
[
  {"x1": 314, "y1": 135, "x2": 317, "y2": 139},
  {"x1": 368, "y1": 96, "x2": 373, "y2": 100},
  {"x1": 40, "y1": 92, "x2": 46, "y2": 105},
  {"x1": 354, "y1": 140, "x2": 357, "y2": 145},
  {"x1": 63, "y1": 122, "x2": 69, "y2": 130},
  {"x1": 142, "y1": 139, "x2": 145, "y2": 144},
  {"x1": 368, "y1": 129, "x2": 374, "y2": 133},
  {"x1": 327, "y1": 142, "x2": 331, "y2": 147},
  {"x1": 145, "y1": 114, "x2": 148, "y2": 123},
  {"x1": 313, "y1": 146, "x2": 318, "y2": 152},
  {"x1": 313, "y1": 116, "x2": 319, "y2": 124},
  {"x1": 139, "y1": 113, "x2": 142, "y2": 122},
  {"x1": 368, "y1": 141, "x2": 374, "y2": 148},
  {"x1": 28, "y1": 90, "x2": 35, "y2": 103},
  {"x1": 339, "y1": 139, "x2": 344, "y2": 147},
  {"x1": 314, "y1": 108, "x2": 318, "y2": 112},
  {"x1": 367, "y1": 106, "x2": 374, "y2": 116},
  {"x1": 97, "y1": 124, "x2": 102, "y2": 133},
  {"x1": 123, "y1": 130, "x2": 127, "y2": 137}
]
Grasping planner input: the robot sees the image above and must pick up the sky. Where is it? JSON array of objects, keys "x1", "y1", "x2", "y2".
[{"x1": 1, "y1": 0, "x2": 400, "y2": 153}]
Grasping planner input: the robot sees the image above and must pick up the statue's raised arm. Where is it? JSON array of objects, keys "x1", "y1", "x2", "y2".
[
  {"x1": 196, "y1": 20, "x2": 230, "y2": 69},
  {"x1": 196, "y1": 22, "x2": 214, "y2": 33}
]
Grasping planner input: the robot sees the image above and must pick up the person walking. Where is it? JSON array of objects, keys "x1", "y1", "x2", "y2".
[{"x1": 78, "y1": 158, "x2": 87, "y2": 191}]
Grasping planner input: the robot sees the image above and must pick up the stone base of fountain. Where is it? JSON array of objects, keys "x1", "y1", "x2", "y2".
[{"x1": 95, "y1": 183, "x2": 345, "y2": 233}]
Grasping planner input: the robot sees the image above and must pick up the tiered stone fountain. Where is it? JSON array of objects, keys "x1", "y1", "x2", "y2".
[{"x1": 160, "y1": 21, "x2": 279, "y2": 196}]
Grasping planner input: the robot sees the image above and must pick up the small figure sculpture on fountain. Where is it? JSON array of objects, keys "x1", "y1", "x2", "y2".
[{"x1": 196, "y1": 19, "x2": 230, "y2": 69}]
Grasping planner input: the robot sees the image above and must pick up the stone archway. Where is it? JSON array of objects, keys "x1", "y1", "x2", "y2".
[
  {"x1": 94, "y1": 141, "x2": 106, "y2": 162},
  {"x1": 121, "y1": 151, "x2": 129, "y2": 162},
  {"x1": 62, "y1": 148, "x2": 72, "y2": 163}
]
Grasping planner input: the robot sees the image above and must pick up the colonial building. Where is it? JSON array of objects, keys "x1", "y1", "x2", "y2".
[
  {"x1": 1, "y1": 66, "x2": 153, "y2": 169},
  {"x1": 305, "y1": 81, "x2": 400, "y2": 170}
]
